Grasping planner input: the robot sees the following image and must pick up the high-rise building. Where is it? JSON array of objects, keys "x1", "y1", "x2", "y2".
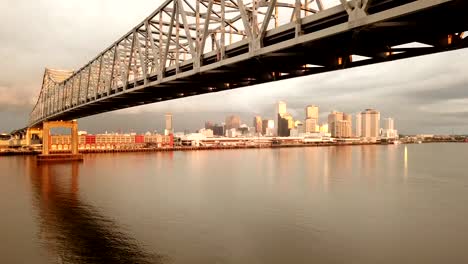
[
  {"x1": 253, "y1": 116, "x2": 262, "y2": 134},
  {"x1": 328, "y1": 111, "x2": 352, "y2": 138},
  {"x1": 277, "y1": 101, "x2": 287, "y2": 116},
  {"x1": 361, "y1": 109, "x2": 380, "y2": 140},
  {"x1": 262, "y1": 119, "x2": 269, "y2": 135},
  {"x1": 383, "y1": 118, "x2": 394, "y2": 130},
  {"x1": 165, "y1": 113, "x2": 173, "y2": 135},
  {"x1": 335, "y1": 120, "x2": 352, "y2": 138},
  {"x1": 306, "y1": 105, "x2": 319, "y2": 119},
  {"x1": 343, "y1": 113, "x2": 352, "y2": 123},
  {"x1": 305, "y1": 105, "x2": 319, "y2": 133},
  {"x1": 225, "y1": 115, "x2": 241, "y2": 130},
  {"x1": 381, "y1": 117, "x2": 398, "y2": 139},
  {"x1": 319, "y1": 123, "x2": 329, "y2": 133},
  {"x1": 213, "y1": 124, "x2": 224, "y2": 136},
  {"x1": 275, "y1": 101, "x2": 289, "y2": 136},
  {"x1": 305, "y1": 118, "x2": 318, "y2": 133},
  {"x1": 277, "y1": 115, "x2": 290, "y2": 137},
  {"x1": 328, "y1": 111, "x2": 343, "y2": 137},
  {"x1": 355, "y1": 113, "x2": 362, "y2": 137},
  {"x1": 205, "y1": 121, "x2": 214, "y2": 130},
  {"x1": 263, "y1": 119, "x2": 275, "y2": 136}
]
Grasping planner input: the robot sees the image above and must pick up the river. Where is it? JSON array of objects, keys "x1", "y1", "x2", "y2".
[{"x1": 1, "y1": 143, "x2": 468, "y2": 264}]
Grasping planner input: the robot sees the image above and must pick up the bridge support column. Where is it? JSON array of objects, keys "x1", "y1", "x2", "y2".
[
  {"x1": 71, "y1": 121, "x2": 78, "y2": 155},
  {"x1": 38, "y1": 120, "x2": 82, "y2": 162},
  {"x1": 42, "y1": 122, "x2": 50, "y2": 155}
]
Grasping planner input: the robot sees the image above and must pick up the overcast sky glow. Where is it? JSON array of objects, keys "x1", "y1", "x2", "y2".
[{"x1": 1, "y1": 0, "x2": 468, "y2": 134}]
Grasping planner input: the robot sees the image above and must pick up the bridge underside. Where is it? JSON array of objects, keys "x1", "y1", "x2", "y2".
[{"x1": 29, "y1": 0, "x2": 468, "y2": 128}]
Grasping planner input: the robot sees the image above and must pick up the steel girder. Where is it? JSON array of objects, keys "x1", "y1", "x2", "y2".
[{"x1": 28, "y1": 0, "x2": 467, "y2": 127}]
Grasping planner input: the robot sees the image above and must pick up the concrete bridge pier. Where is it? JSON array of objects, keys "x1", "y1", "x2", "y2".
[
  {"x1": 26, "y1": 127, "x2": 43, "y2": 146},
  {"x1": 38, "y1": 120, "x2": 83, "y2": 162}
]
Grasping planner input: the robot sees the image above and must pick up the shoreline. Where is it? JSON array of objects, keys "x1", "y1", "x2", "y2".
[{"x1": 1, "y1": 140, "x2": 465, "y2": 156}]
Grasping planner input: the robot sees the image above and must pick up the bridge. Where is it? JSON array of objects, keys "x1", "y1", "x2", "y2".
[{"x1": 11, "y1": 0, "x2": 468, "y2": 156}]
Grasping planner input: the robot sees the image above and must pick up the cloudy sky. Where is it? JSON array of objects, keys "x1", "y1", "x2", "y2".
[{"x1": 1, "y1": 0, "x2": 468, "y2": 135}]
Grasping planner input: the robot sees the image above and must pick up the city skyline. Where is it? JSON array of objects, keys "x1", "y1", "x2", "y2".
[{"x1": 72, "y1": 102, "x2": 400, "y2": 138}]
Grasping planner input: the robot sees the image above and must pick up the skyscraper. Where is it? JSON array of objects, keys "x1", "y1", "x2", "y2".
[
  {"x1": 305, "y1": 105, "x2": 319, "y2": 133},
  {"x1": 335, "y1": 120, "x2": 352, "y2": 138},
  {"x1": 328, "y1": 111, "x2": 343, "y2": 137},
  {"x1": 278, "y1": 115, "x2": 290, "y2": 137},
  {"x1": 262, "y1": 119, "x2": 269, "y2": 135},
  {"x1": 328, "y1": 111, "x2": 352, "y2": 138},
  {"x1": 253, "y1": 116, "x2": 262, "y2": 134},
  {"x1": 213, "y1": 124, "x2": 224, "y2": 136},
  {"x1": 383, "y1": 118, "x2": 394, "y2": 130},
  {"x1": 382, "y1": 117, "x2": 398, "y2": 139},
  {"x1": 277, "y1": 101, "x2": 287, "y2": 117},
  {"x1": 306, "y1": 105, "x2": 319, "y2": 120},
  {"x1": 276, "y1": 101, "x2": 291, "y2": 136},
  {"x1": 355, "y1": 113, "x2": 362, "y2": 137},
  {"x1": 361, "y1": 109, "x2": 380, "y2": 140},
  {"x1": 225, "y1": 115, "x2": 241, "y2": 130},
  {"x1": 165, "y1": 113, "x2": 173, "y2": 135},
  {"x1": 305, "y1": 118, "x2": 318, "y2": 133}
]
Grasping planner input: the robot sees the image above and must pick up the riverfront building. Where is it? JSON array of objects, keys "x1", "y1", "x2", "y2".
[
  {"x1": 49, "y1": 133, "x2": 173, "y2": 151},
  {"x1": 328, "y1": 111, "x2": 352, "y2": 138},
  {"x1": 361, "y1": 109, "x2": 381, "y2": 141},
  {"x1": 253, "y1": 116, "x2": 262, "y2": 134},
  {"x1": 225, "y1": 115, "x2": 241, "y2": 130},
  {"x1": 381, "y1": 117, "x2": 399, "y2": 139},
  {"x1": 165, "y1": 113, "x2": 173, "y2": 135}
]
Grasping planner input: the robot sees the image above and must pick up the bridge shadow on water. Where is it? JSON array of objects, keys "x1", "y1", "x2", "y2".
[{"x1": 29, "y1": 160, "x2": 167, "y2": 264}]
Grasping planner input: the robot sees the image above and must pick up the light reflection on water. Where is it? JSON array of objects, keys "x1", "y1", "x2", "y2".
[
  {"x1": 1, "y1": 143, "x2": 468, "y2": 264},
  {"x1": 29, "y1": 162, "x2": 165, "y2": 264}
]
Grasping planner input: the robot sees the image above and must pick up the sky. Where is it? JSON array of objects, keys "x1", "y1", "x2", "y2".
[{"x1": 1, "y1": 0, "x2": 468, "y2": 135}]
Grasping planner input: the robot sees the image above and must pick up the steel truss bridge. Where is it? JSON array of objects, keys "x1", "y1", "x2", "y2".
[{"x1": 28, "y1": 0, "x2": 468, "y2": 128}]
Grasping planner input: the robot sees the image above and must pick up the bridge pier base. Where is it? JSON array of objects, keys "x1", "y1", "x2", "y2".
[{"x1": 38, "y1": 120, "x2": 83, "y2": 163}]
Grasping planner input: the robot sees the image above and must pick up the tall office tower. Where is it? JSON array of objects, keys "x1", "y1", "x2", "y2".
[
  {"x1": 305, "y1": 118, "x2": 318, "y2": 133},
  {"x1": 355, "y1": 113, "x2": 362, "y2": 137},
  {"x1": 343, "y1": 113, "x2": 353, "y2": 136},
  {"x1": 277, "y1": 101, "x2": 287, "y2": 116},
  {"x1": 382, "y1": 117, "x2": 398, "y2": 139},
  {"x1": 276, "y1": 101, "x2": 290, "y2": 136},
  {"x1": 335, "y1": 120, "x2": 352, "y2": 138},
  {"x1": 277, "y1": 115, "x2": 290, "y2": 137},
  {"x1": 328, "y1": 111, "x2": 343, "y2": 137},
  {"x1": 253, "y1": 116, "x2": 262, "y2": 134},
  {"x1": 285, "y1": 114, "x2": 294, "y2": 129},
  {"x1": 383, "y1": 118, "x2": 394, "y2": 130},
  {"x1": 262, "y1": 119, "x2": 269, "y2": 135},
  {"x1": 319, "y1": 123, "x2": 329, "y2": 133},
  {"x1": 213, "y1": 124, "x2": 225, "y2": 136},
  {"x1": 205, "y1": 121, "x2": 214, "y2": 130},
  {"x1": 361, "y1": 109, "x2": 380, "y2": 139},
  {"x1": 328, "y1": 111, "x2": 352, "y2": 138},
  {"x1": 165, "y1": 113, "x2": 173, "y2": 135},
  {"x1": 264, "y1": 120, "x2": 275, "y2": 136},
  {"x1": 305, "y1": 105, "x2": 319, "y2": 133},
  {"x1": 225, "y1": 115, "x2": 241, "y2": 130},
  {"x1": 306, "y1": 105, "x2": 319, "y2": 119}
]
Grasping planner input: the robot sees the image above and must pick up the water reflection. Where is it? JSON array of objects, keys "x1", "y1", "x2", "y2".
[
  {"x1": 29, "y1": 162, "x2": 165, "y2": 264},
  {"x1": 404, "y1": 146, "x2": 408, "y2": 179}
]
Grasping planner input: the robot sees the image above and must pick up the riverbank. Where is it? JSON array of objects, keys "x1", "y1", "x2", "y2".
[{"x1": 2, "y1": 140, "x2": 465, "y2": 157}]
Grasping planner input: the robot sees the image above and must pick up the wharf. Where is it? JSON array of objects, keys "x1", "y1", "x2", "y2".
[{"x1": 36, "y1": 154, "x2": 84, "y2": 163}]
